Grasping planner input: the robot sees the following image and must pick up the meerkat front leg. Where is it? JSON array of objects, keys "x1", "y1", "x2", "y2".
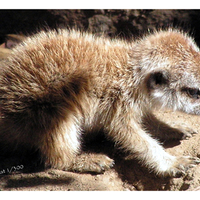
[
  {"x1": 142, "y1": 112, "x2": 197, "y2": 141},
  {"x1": 108, "y1": 116, "x2": 200, "y2": 177}
]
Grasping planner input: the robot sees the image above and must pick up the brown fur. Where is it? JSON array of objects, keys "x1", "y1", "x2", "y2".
[{"x1": 0, "y1": 29, "x2": 200, "y2": 177}]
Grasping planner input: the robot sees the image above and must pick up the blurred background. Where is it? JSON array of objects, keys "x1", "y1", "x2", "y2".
[{"x1": 0, "y1": 10, "x2": 200, "y2": 45}]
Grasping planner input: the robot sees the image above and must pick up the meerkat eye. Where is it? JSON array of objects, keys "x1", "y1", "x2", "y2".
[{"x1": 182, "y1": 87, "x2": 200, "y2": 99}]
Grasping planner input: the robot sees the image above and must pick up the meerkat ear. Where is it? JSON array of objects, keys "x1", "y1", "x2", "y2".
[{"x1": 147, "y1": 70, "x2": 170, "y2": 89}]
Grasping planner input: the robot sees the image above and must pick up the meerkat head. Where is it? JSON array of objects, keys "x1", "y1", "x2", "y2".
[{"x1": 136, "y1": 29, "x2": 200, "y2": 115}]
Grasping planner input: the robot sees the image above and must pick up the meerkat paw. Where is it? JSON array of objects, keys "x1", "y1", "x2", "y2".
[
  {"x1": 162, "y1": 156, "x2": 200, "y2": 177},
  {"x1": 172, "y1": 124, "x2": 198, "y2": 140},
  {"x1": 166, "y1": 122, "x2": 198, "y2": 141},
  {"x1": 68, "y1": 153, "x2": 114, "y2": 174}
]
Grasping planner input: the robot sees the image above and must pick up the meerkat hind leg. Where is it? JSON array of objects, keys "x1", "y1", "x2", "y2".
[
  {"x1": 68, "y1": 153, "x2": 114, "y2": 173},
  {"x1": 41, "y1": 120, "x2": 114, "y2": 174}
]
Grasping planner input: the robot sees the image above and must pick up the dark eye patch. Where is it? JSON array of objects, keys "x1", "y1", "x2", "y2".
[{"x1": 181, "y1": 87, "x2": 200, "y2": 99}]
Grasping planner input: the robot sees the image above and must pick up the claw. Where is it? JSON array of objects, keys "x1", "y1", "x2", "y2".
[{"x1": 163, "y1": 156, "x2": 200, "y2": 177}]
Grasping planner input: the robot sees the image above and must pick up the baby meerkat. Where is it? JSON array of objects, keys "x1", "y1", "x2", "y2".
[{"x1": 0, "y1": 28, "x2": 200, "y2": 177}]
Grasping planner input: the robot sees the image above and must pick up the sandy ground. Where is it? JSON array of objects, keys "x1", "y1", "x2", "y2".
[{"x1": 0, "y1": 109, "x2": 200, "y2": 191}]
